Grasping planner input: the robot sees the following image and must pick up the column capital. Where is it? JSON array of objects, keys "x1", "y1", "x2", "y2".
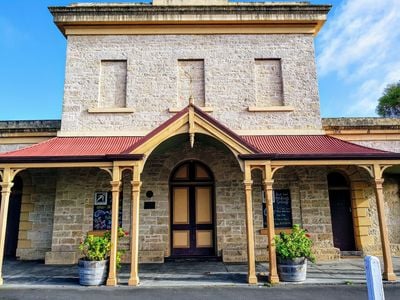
[
  {"x1": 0, "y1": 182, "x2": 14, "y2": 193},
  {"x1": 130, "y1": 180, "x2": 142, "y2": 186},
  {"x1": 263, "y1": 179, "x2": 274, "y2": 187},
  {"x1": 243, "y1": 180, "x2": 253, "y2": 189},
  {"x1": 131, "y1": 180, "x2": 142, "y2": 192},
  {"x1": 110, "y1": 180, "x2": 121, "y2": 192},
  {"x1": 374, "y1": 178, "x2": 384, "y2": 187}
]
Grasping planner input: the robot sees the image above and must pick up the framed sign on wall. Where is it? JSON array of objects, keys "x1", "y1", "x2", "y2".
[
  {"x1": 263, "y1": 189, "x2": 293, "y2": 228},
  {"x1": 93, "y1": 192, "x2": 122, "y2": 230}
]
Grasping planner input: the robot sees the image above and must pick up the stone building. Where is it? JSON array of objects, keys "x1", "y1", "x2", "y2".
[{"x1": 0, "y1": 0, "x2": 399, "y2": 286}]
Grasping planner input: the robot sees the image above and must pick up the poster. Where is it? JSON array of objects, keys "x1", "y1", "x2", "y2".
[
  {"x1": 93, "y1": 192, "x2": 122, "y2": 230},
  {"x1": 263, "y1": 189, "x2": 293, "y2": 228}
]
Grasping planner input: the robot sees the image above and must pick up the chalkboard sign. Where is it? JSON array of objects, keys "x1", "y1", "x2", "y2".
[
  {"x1": 93, "y1": 192, "x2": 122, "y2": 230},
  {"x1": 263, "y1": 189, "x2": 292, "y2": 228}
]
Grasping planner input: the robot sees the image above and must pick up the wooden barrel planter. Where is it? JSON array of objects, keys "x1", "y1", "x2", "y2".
[
  {"x1": 78, "y1": 259, "x2": 109, "y2": 286},
  {"x1": 277, "y1": 257, "x2": 307, "y2": 282}
]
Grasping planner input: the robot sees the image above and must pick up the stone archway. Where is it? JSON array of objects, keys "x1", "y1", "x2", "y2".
[{"x1": 140, "y1": 133, "x2": 244, "y2": 262}]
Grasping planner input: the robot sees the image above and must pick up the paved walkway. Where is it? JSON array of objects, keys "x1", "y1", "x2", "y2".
[{"x1": 2, "y1": 257, "x2": 400, "y2": 288}]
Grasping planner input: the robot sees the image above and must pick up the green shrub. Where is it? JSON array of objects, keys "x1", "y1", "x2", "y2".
[
  {"x1": 275, "y1": 224, "x2": 315, "y2": 263},
  {"x1": 79, "y1": 227, "x2": 128, "y2": 269}
]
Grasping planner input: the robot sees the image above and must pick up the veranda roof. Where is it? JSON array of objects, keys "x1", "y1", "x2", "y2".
[
  {"x1": 0, "y1": 134, "x2": 398, "y2": 163},
  {"x1": 0, "y1": 105, "x2": 399, "y2": 162}
]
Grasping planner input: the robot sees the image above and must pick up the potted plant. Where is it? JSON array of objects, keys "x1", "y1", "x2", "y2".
[
  {"x1": 78, "y1": 228, "x2": 127, "y2": 286},
  {"x1": 275, "y1": 224, "x2": 315, "y2": 282}
]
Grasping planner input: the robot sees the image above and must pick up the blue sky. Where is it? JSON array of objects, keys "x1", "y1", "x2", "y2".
[{"x1": 0, "y1": 0, "x2": 398, "y2": 120}]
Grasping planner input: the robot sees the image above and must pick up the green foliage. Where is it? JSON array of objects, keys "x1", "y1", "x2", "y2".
[
  {"x1": 275, "y1": 224, "x2": 315, "y2": 263},
  {"x1": 376, "y1": 81, "x2": 400, "y2": 117},
  {"x1": 79, "y1": 234, "x2": 110, "y2": 261},
  {"x1": 79, "y1": 227, "x2": 128, "y2": 269}
]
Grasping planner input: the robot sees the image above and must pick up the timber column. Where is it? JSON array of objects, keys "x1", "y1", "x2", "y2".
[
  {"x1": 106, "y1": 166, "x2": 122, "y2": 286},
  {"x1": 244, "y1": 164, "x2": 257, "y2": 284},
  {"x1": 373, "y1": 176, "x2": 396, "y2": 281},
  {"x1": 263, "y1": 178, "x2": 279, "y2": 284},
  {"x1": 128, "y1": 164, "x2": 142, "y2": 286},
  {"x1": 0, "y1": 168, "x2": 14, "y2": 285}
]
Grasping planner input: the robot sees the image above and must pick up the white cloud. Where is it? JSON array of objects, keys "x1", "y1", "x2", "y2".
[
  {"x1": 347, "y1": 61, "x2": 400, "y2": 115},
  {"x1": 316, "y1": 0, "x2": 400, "y2": 116},
  {"x1": 318, "y1": 0, "x2": 400, "y2": 78}
]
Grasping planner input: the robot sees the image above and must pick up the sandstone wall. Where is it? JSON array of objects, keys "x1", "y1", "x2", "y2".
[
  {"x1": 16, "y1": 170, "x2": 57, "y2": 260},
  {"x1": 0, "y1": 144, "x2": 34, "y2": 153},
  {"x1": 350, "y1": 141, "x2": 400, "y2": 153},
  {"x1": 384, "y1": 176, "x2": 400, "y2": 255},
  {"x1": 11, "y1": 162, "x2": 398, "y2": 263},
  {"x1": 61, "y1": 34, "x2": 321, "y2": 133},
  {"x1": 44, "y1": 168, "x2": 132, "y2": 264}
]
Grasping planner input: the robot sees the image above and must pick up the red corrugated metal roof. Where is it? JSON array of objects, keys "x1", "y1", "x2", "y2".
[
  {"x1": 0, "y1": 137, "x2": 142, "y2": 157},
  {"x1": 0, "y1": 106, "x2": 398, "y2": 162},
  {"x1": 0, "y1": 134, "x2": 395, "y2": 162},
  {"x1": 241, "y1": 135, "x2": 388, "y2": 155}
]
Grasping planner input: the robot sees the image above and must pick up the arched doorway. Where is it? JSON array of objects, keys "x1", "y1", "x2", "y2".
[
  {"x1": 328, "y1": 172, "x2": 356, "y2": 252},
  {"x1": 4, "y1": 176, "x2": 23, "y2": 258},
  {"x1": 170, "y1": 160, "x2": 215, "y2": 257}
]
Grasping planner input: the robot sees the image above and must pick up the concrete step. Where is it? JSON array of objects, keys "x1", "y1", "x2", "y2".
[{"x1": 340, "y1": 251, "x2": 363, "y2": 257}]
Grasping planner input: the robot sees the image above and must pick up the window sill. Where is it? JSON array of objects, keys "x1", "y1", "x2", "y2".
[
  {"x1": 259, "y1": 228, "x2": 292, "y2": 235},
  {"x1": 248, "y1": 106, "x2": 294, "y2": 112},
  {"x1": 169, "y1": 107, "x2": 214, "y2": 113},
  {"x1": 87, "y1": 108, "x2": 135, "y2": 114}
]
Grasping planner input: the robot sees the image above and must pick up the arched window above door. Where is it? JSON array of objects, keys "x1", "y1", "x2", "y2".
[{"x1": 171, "y1": 161, "x2": 213, "y2": 182}]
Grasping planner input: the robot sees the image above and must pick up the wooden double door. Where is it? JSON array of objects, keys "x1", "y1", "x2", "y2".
[{"x1": 170, "y1": 161, "x2": 215, "y2": 257}]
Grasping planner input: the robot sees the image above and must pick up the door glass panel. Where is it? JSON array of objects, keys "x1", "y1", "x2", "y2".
[
  {"x1": 173, "y1": 230, "x2": 190, "y2": 248},
  {"x1": 174, "y1": 164, "x2": 189, "y2": 179},
  {"x1": 173, "y1": 187, "x2": 189, "y2": 224},
  {"x1": 195, "y1": 164, "x2": 209, "y2": 179},
  {"x1": 196, "y1": 230, "x2": 213, "y2": 248},
  {"x1": 196, "y1": 187, "x2": 212, "y2": 224}
]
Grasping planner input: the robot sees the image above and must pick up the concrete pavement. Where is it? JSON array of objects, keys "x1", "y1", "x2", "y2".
[
  {"x1": 1, "y1": 285, "x2": 400, "y2": 300},
  {"x1": 2, "y1": 257, "x2": 400, "y2": 287}
]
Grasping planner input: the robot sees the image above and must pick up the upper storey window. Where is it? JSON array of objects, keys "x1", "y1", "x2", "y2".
[
  {"x1": 170, "y1": 59, "x2": 212, "y2": 113},
  {"x1": 255, "y1": 59, "x2": 283, "y2": 107},
  {"x1": 99, "y1": 60, "x2": 127, "y2": 108},
  {"x1": 178, "y1": 59, "x2": 205, "y2": 107},
  {"x1": 248, "y1": 59, "x2": 293, "y2": 112},
  {"x1": 88, "y1": 60, "x2": 133, "y2": 114}
]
